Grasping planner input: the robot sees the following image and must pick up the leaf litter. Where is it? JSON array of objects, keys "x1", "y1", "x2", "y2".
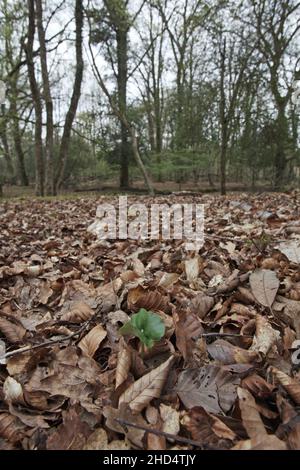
[{"x1": 0, "y1": 192, "x2": 300, "y2": 449}]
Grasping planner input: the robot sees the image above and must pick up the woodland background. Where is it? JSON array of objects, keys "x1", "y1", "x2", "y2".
[{"x1": 0, "y1": 0, "x2": 299, "y2": 197}]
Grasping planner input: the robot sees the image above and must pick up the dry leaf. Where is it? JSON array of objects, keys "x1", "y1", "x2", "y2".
[
  {"x1": 236, "y1": 387, "x2": 286, "y2": 450},
  {"x1": 186, "y1": 406, "x2": 236, "y2": 448},
  {"x1": 119, "y1": 356, "x2": 174, "y2": 413},
  {"x1": 250, "y1": 269, "x2": 279, "y2": 308},
  {"x1": 78, "y1": 325, "x2": 107, "y2": 357},
  {"x1": 177, "y1": 365, "x2": 240, "y2": 414},
  {"x1": 271, "y1": 367, "x2": 300, "y2": 405},
  {"x1": 115, "y1": 343, "x2": 131, "y2": 389},
  {"x1": 277, "y1": 242, "x2": 300, "y2": 264},
  {"x1": 61, "y1": 301, "x2": 94, "y2": 323},
  {"x1": 0, "y1": 316, "x2": 27, "y2": 343},
  {"x1": 250, "y1": 315, "x2": 280, "y2": 355}
]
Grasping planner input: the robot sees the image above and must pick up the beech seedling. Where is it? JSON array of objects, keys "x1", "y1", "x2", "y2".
[{"x1": 119, "y1": 308, "x2": 165, "y2": 349}]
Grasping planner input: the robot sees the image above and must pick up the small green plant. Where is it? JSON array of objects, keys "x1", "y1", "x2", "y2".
[{"x1": 119, "y1": 308, "x2": 165, "y2": 349}]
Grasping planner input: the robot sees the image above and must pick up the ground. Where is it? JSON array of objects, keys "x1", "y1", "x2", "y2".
[{"x1": 0, "y1": 191, "x2": 300, "y2": 450}]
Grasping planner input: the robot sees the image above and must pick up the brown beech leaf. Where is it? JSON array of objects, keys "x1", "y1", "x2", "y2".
[
  {"x1": 158, "y1": 272, "x2": 180, "y2": 289},
  {"x1": 287, "y1": 423, "x2": 300, "y2": 450},
  {"x1": 271, "y1": 367, "x2": 300, "y2": 405},
  {"x1": 242, "y1": 374, "x2": 274, "y2": 399},
  {"x1": 237, "y1": 387, "x2": 266, "y2": 439},
  {"x1": 207, "y1": 339, "x2": 260, "y2": 365},
  {"x1": 0, "y1": 316, "x2": 27, "y2": 343},
  {"x1": 273, "y1": 296, "x2": 300, "y2": 338},
  {"x1": 177, "y1": 365, "x2": 240, "y2": 414},
  {"x1": 232, "y1": 435, "x2": 286, "y2": 450},
  {"x1": 78, "y1": 324, "x2": 107, "y2": 357},
  {"x1": 60, "y1": 301, "x2": 94, "y2": 323},
  {"x1": 119, "y1": 356, "x2": 174, "y2": 413},
  {"x1": 115, "y1": 342, "x2": 131, "y2": 389},
  {"x1": 127, "y1": 286, "x2": 171, "y2": 313},
  {"x1": 46, "y1": 407, "x2": 92, "y2": 450},
  {"x1": 277, "y1": 242, "x2": 300, "y2": 264},
  {"x1": 145, "y1": 406, "x2": 166, "y2": 450},
  {"x1": 188, "y1": 293, "x2": 214, "y2": 319},
  {"x1": 103, "y1": 403, "x2": 146, "y2": 449},
  {"x1": 160, "y1": 404, "x2": 180, "y2": 437},
  {"x1": 186, "y1": 406, "x2": 236, "y2": 448},
  {"x1": 236, "y1": 387, "x2": 286, "y2": 450},
  {"x1": 249, "y1": 269, "x2": 279, "y2": 308},
  {"x1": 174, "y1": 310, "x2": 203, "y2": 361},
  {"x1": 0, "y1": 413, "x2": 26, "y2": 444},
  {"x1": 3, "y1": 377, "x2": 25, "y2": 405},
  {"x1": 84, "y1": 428, "x2": 130, "y2": 450},
  {"x1": 250, "y1": 315, "x2": 280, "y2": 355}
]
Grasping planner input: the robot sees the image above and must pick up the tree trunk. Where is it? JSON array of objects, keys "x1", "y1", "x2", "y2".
[
  {"x1": 55, "y1": 0, "x2": 84, "y2": 193},
  {"x1": 0, "y1": 104, "x2": 15, "y2": 180},
  {"x1": 274, "y1": 100, "x2": 288, "y2": 190},
  {"x1": 10, "y1": 81, "x2": 29, "y2": 186},
  {"x1": 25, "y1": 0, "x2": 44, "y2": 196},
  {"x1": 130, "y1": 126, "x2": 154, "y2": 196},
  {"x1": 117, "y1": 28, "x2": 129, "y2": 189},
  {"x1": 36, "y1": 0, "x2": 54, "y2": 195}
]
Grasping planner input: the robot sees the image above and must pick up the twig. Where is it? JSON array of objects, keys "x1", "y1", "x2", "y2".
[
  {"x1": 200, "y1": 332, "x2": 252, "y2": 338},
  {"x1": 115, "y1": 418, "x2": 212, "y2": 449},
  {"x1": 0, "y1": 321, "x2": 90, "y2": 361}
]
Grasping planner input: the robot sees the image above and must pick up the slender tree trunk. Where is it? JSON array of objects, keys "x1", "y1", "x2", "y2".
[
  {"x1": 10, "y1": 81, "x2": 29, "y2": 186},
  {"x1": 0, "y1": 104, "x2": 14, "y2": 179},
  {"x1": 219, "y1": 40, "x2": 227, "y2": 196},
  {"x1": 36, "y1": 0, "x2": 54, "y2": 195},
  {"x1": 130, "y1": 126, "x2": 154, "y2": 195},
  {"x1": 274, "y1": 100, "x2": 288, "y2": 190},
  {"x1": 117, "y1": 28, "x2": 129, "y2": 189},
  {"x1": 25, "y1": 0, "x2": 44, "y2": 196},
  {"x1": 55, "y1": 0, "x2": 84, "y2": 193}
]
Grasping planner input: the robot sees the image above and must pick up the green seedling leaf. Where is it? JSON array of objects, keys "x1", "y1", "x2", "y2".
[{"x1": 119, "y1": 308, "x2": 165, "y2": 349}]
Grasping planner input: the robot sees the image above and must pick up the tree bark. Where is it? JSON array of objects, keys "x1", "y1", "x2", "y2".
[
  {"x1": 117, "y1": 28, "x2": 130, "y2": 189},
  {"x1": 10, "y1": 79, "x2": 29, "y2": 186},
  {"x1": 36, "y1": 0, "x2": 54, "y2": 195},
  {"x1": 25, "y1": 0, "x2": 44, "y2": 196},
  {"x1": 0, "y1": 104, "x2": 15, "y2": 180},
  {"x1": 55, "y1": 0, "x2": 84, "y2": 193}
]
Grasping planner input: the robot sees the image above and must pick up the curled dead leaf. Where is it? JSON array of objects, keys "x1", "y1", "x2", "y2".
[
  {"x1": 61, "y1": 301, "x2": 94, "y2": 323},
  {"x1": 250, "y1": 315, "x2": 280, "y2": 355},
  {"x1": 78, "y1": 324, "x2": 107, "y2": 358},
  {"x1": 271, "y1": 367, "x2": 300, "y2": 405},
  {"x1": 0, "y1": 316, "x2": 27, "y2": 343},
  {"x1": 116, "y1": 343, "x2": 131, "y2": 389}
]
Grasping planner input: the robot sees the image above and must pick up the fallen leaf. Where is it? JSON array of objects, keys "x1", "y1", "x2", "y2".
[
  {"x1": 119, "y1": 356, "x2": 174, "y2": 413},
  {"x1": 177, "y1": 365, "x2": 240, "y2": 414},
  {"x1": 78, "y1": 325, "x2": 107, "y2": 357},
  {"x1": 250, "y1": 315, "x2": 280, "y2": 355},
  {"x1": 277, "y1": 242, "x2": 300, "y2": 264},
  {"x1": 250, "y1": 269, "x2": 279, "y2": 308}
]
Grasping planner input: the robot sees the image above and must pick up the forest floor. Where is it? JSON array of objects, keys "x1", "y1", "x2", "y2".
[
  {"x1": 0, "y1": 191, "x2": 300, "y2": 450},
  {"x1": 1, "y1": 178, "x2": 274, "y2": 199}
]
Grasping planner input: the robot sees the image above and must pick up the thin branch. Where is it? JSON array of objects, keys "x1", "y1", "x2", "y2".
[
  {"x1": 115, "y1": 418, "x2": 214, "y2": 449},
  {"x1": 0, "y1": 320, "x2": 90, "y2": 361}
]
